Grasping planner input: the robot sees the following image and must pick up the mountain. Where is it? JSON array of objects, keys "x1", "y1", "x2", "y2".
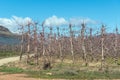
[
  {"x1": 0, "y1": 25, "x2": 11, "y2": 33},
  {"x1": 0, "y1": 25, "x2": 20, "y2": 45}
]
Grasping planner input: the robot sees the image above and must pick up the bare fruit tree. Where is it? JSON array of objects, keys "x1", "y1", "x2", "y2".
[
  {"x1": 89, "y1": 28, "x2": 93, "y2": 62},
  {"x1": 26, "y1": 22, "x2": 31, "y2": 63},
  {"x1": 100, "y1": 25, "x2": 105, "y2": 70},
  {"x1": 33, "y1": 22, "x2": 38, "y2": 64},
  {"x1": 81, "y1": 22, "x2": 87, "y2": 66},
  {"x1": 69, "y1": 24, "x2": 75, "y2": 64},
  {"x1": 57, "y1": 27, "x2": 63, "y2": 62},
  {"x1": 114, "y1": 27, "x2": 118, "y2": 63},
  {"x1": 20, "y1": 25, "x2": 24, "y2": 60}
]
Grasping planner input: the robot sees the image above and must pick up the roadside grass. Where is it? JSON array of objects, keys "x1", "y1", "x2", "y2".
[
  {"x1": 0, "y1": 56, "x2": 120, "y2": 79},
  {"x1": 0, "y1": 65, "x2": 24, "y2": 74},
  {"x1": 0, "y1": 62, "x2": 120, "y2": 79},
  {"x1": 25, "y1": 64, "x2": 120, "y2": 79},
  {"x1": 0, "y1": 51, "x2": 19, "y2": 59}
]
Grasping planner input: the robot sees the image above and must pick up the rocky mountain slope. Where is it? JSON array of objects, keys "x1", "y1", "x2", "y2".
[{"x1": 0, "y1": 25, "x2": 20, "y2": 45}]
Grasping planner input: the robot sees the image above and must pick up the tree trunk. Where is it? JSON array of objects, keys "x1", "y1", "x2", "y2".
[
  {"x1": 69, "y1": 24, "x2": 74, "y2": 64},
  {"x1": 101, "y1": 25, "x2": 105, "y2": 70},
  {"x1": 89, "y1": 28, "x2": 93, "y2": 62},
  {"x1": 57, "y1": 27, "x2": 63, "y2": 62},
  {"x1": 34, "y1": 23, "x2": 38, "y2": 65},
  {"x1": 27, "y1": 25, "x2": 30, "y2": 63},
  {"x1": 114, "y1": 27, "x2": 118, "y2": 63},
  {"x1": 81, "y1": 23, "x2": 87, "y2": 66},
  {"x1": 20, "y1": 26, "x2": 24, "y2": 61},
  {"x1": 42, "y1": 25, "x2": 46, "y2": 63}
]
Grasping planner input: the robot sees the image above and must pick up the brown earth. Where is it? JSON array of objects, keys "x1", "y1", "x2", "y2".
[
  {"x1": 0, "y1": 73, "x2": 66, "y2": 80},
  {"x1": 0, "y1": 72, "x2": 69, "y2": 80},
  {"x1": 0, "y1": 72, "x2": 119, "y2": 80},
  {"x1": 0, "y1": 72, "x2": 39, "y2": 80}
]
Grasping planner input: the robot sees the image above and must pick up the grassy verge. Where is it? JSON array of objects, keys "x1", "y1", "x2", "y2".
[
  {"x1": 0, "y1": 51, "x2": 19, "y2": 59},
  {"x1": 0, "y1": 65, "x2": 120, "y2": 79},
  {"x1": 0, "y1": 65, "x2": 24, "y2": 74},
  {"x1": 26, "y1": 68, "x2": 120, "y2": 79}
]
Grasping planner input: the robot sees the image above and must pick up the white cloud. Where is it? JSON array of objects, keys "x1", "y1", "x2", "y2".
[
  {"x1": 0, "y1": 18, "x2": 17, "y2": 33},
  {"x1": 44, "y1": 15, "x2": 68, "y2": 27},
  {"x1": 0, "y1": 16, "x2": 33, "y2": 33},
  {"x1": 70, "y1": 18, "x2": 97, "y2": 26},
  {"x1": 0, "y1": 16, "x2": 97, "y2": 33},
  {"x1": 12, "y1": 16, "x2": 33, "y2": 26}
]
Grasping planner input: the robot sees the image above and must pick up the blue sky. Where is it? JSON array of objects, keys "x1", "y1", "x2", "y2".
[{"x1": 0, "y1": 0, "x2": 120, "y2": 32}]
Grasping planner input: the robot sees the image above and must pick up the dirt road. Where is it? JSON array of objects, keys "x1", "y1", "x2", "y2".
[
  {"x1": 0, "y1": 54, "x2": 35, "y2": 66},
  {"x1": 0, "y1": 56, "x2": 20, "y2": 66}
]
